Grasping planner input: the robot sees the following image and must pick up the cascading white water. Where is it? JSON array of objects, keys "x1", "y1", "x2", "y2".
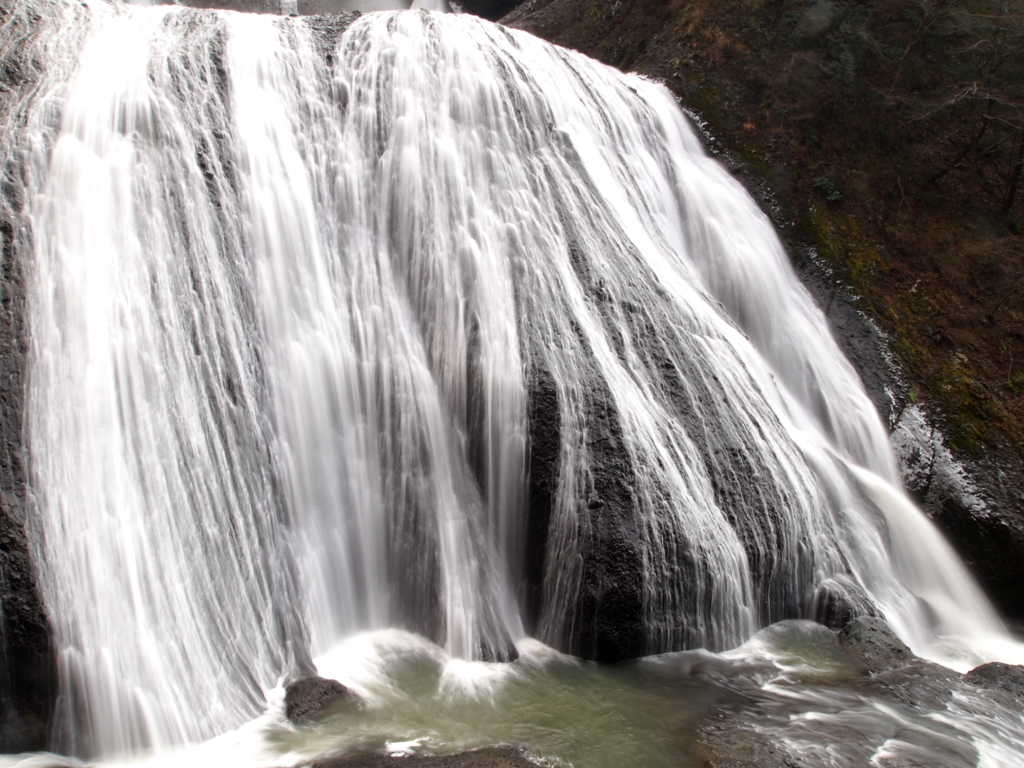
[
  {"x1": 4, "y1": 0, "x2": 1021, "y2": 758},
  {"x1": 19, "y1": 6, "x2": 314, "y2": 757}
]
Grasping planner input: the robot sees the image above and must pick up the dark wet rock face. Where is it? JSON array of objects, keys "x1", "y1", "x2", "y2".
[
  {"x1": 285, "y1": 676, "x2": 354, "y2": 722},
  {"x1": 523, "y1": 365, "x2": 559, "y2": 636},
  {"x1": 687, "y1": 618, "x2": 989, "y2": 768},
  {"x1": 0, "y1": 2, "x2": 58, "y2": 753},
  {"x1": 568, "y1": 386, "x2": 644, "y2": 664},
  {"x1": 891, "y1": 406, "x2": 1024, "y2": 623},
  {"x1": 309, "y1": 746, "x2": 537, "y2": 767},
  {"x1": 0, "y1": 501, "x2": 56, "y2": 752},
  {"x1": 522, "y1": 351, "x2": 643, "y2": 663}
]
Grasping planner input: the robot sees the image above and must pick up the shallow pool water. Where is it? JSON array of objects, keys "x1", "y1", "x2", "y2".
[{"x1": 10, "y1": 621, "x2": 1023, "y2": 768}]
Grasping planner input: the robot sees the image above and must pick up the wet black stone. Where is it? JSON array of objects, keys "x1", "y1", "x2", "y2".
[
  {"x1": 835, "y1": 617, "x2": 962, "y2": 711},
  {"x1": 964, "y1": 661, "x2": 1024, "y2": 701},
  {"x1": 284, "y1": 676, "x2": 354, "y2": 723},
  {"x1": 812, "y1": 576, "x2": 878, "y2": 630},
  {"x1": 523, "y1": 364, "x2": 557, "y2": 636},
  {"x1": 837, "y1": 616, "x2": 913, "y2": 673},
  {"x1": 872, "y1": 656, "x2": 963, "y2": 713},
  {"x1": 567, "y1": 385, "x2": 643, "y2": 662},
  {"x1": 523, "y1": 356, "x2": 644, "y2": 663}
]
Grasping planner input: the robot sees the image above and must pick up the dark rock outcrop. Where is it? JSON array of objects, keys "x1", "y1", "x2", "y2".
[
  {"x1": 523, "y1": 357, "x2": 644, "y2": 663},
  {"x1": 837, "y1": 617, "x2": 964, "y2": 714},
  {"x1": 688, "y1": 618, "x2": 987, "y2": 767},
  {"x1": 457, "y1": 0, "x2": 518, "y2": 21},
  {"x1": 523, "y1": 365, "x2": 559, "y2": 636},
  {"x1": 0, "y1": 496, "x2": 56, "y2": 753},
  {"x1": 285, "y1": 676, "x2": 355, "y2": 723},
  {"x1": 569, "y1": 387, "x2": 644, "y2": 664},
  {"x1": 309, "y1": 746, "x2": 537, "y2": 767}
]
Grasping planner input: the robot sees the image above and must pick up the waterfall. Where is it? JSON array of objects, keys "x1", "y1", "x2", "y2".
[{"x1": 2, "y1": 0, "x2": 1017, "y2": 758}]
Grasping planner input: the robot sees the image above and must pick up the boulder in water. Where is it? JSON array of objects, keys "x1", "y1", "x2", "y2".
[
  {"x1": 812, "y1": 576, "x2": 878, "y2": 631},
  {"x1": 837, "y1": 616, "x2": 914, "y2": 673},
  {"x1": 964, "y1": 661, "x2": 1024, "y2": 702},
  {"x1": 838, "y1": 617, "x2": 963, "y2": 712},
  {"x1": 686, "y1": 619, "x2": 988, "y2": 767},
  {"x1": 285, "y1": 676, "x2": 354, "y2": 723}
]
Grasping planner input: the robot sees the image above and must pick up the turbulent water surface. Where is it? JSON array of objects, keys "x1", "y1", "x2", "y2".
[{"x1": 2, "y1": 0, "x2": 1024, "y2": 765}]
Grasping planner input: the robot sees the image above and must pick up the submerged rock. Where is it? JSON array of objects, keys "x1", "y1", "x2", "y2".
[
  {"x1": 689, "y1": 618, "x2": 985, "y2": 768},
  {"x1": 690, "y1": 727, "x2": 793, "y2": 768},
  {"x1": 285, "y1": 676, "x2": 354, "y2": 723}
]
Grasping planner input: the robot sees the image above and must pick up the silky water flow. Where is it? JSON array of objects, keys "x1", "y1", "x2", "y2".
[{"x1": 2, "y1": 1, "x2": 1023, "y2": 764}]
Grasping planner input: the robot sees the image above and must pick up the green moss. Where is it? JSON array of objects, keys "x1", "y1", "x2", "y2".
[
  {"x1": 806, "y1": 205, "x2": 882, "y2": 290},
  {"x1": 813, "y1": 176, "x2": 842, "y2": 203},
  {"x1": 805, "y1": 203, "x2": 1004, "y2": 451},
  {"x1": 929, "y1": 354, "x2": 1003, "y2": 453},
  {"x1": 684, "y1": 79, "x2": 728, "y2": 138},
  {"x1": 1005, "y1": 372, "x2": 1024, "y2": 397}
]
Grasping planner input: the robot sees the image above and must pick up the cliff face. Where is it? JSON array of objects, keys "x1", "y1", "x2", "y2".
[
  {"x1": 501, "y1": 0, "x2": 1024, "y2": 626},
  {"x1": 0, "y1": 1, "x2": 59, "y2": 753}
]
